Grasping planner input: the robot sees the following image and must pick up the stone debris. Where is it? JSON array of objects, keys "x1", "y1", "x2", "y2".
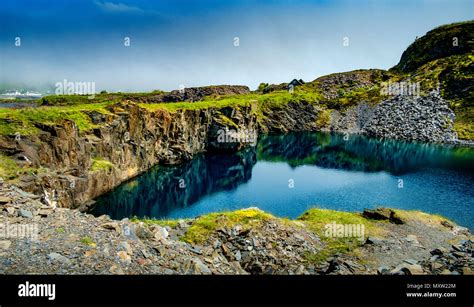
[
  {"x1": 364, "y1": 92, "x2": 457, "y2": 143},
  {"x1": 0, "y1": 183, "x2": 472, "y2": 275}
]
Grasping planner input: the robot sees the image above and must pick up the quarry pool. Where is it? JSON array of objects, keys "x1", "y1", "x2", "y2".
[{"x1": 91, "y1": 132, "x2": 474, "y2": 230}]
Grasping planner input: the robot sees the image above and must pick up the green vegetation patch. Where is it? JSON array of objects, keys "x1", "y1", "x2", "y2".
[
  {"x1": 335, "y1": 85, "x2": 387, "y2": 108},
  {"x1": 39, "y1": 91, "x2": 164, "y2": 106},
  {"x1": 182, "y1": 208, "x2": 273, "y2": 244},
  {"x1": 392, "y1": 209, "x2": 454, "y2": 230},
  {"x1": 130, "y1": 216, "x2": 180, "y2": 228},
  {"x1": 454, "y1": 107, "x2": 474, "y2": 140},
  {"x1": 140, "y1": 89, "x2": 323, "y2": 114},
  {"x1": 298, "y1": 208, "x2": 385, "y2": 264},
  {"x1": 392, "y1": 21, "x2": 474, "y2": 73},
  {"x1": 0, "y1": 102, "x2": 113, "y2": 136},
  {"x1": 91, "y1": 157, "x2": 114, "y2": 172},
  {"x1": 215, "y1": 112, "x2": 239, "y2": 129},
  {"x1": 315, "y1": 108, "x2": 331, "y2": 129},
  {"x1": 407, "y1": 54, "x2": 473, "y2": 103},
  {"x1": 0, "y1": 154, "x2": 21, "y2": 180},
  {"x1": 80, "y1": 236, "x2": 96, "y2": 247}
]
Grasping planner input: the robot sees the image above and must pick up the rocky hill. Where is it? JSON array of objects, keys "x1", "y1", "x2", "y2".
[
  {"x1": 313, "y1": 21, "x2": 474, "y2": 140},
  {"x1": 392, "y1": 21, "x2": 474, "y2": 73}
]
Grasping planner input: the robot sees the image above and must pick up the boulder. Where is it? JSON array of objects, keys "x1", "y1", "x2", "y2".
[
  {"x1": 100, "y1": 222, "x2": 121, "y2": 232},
  {"x1": 19, "y1": 209, "x2": 33, "y2": 219},
  {"x1": 48, "y1": 252, "x2": 71, "y2": 265},
  {"x1": 0, "y1": 196, "x2": 12, "y2": 204},
  {"x1": 362, "y1": 208, "x2": 404, "y2": 224}
]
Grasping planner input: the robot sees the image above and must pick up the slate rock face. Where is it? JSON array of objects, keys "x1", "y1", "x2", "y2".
[{"x1": 162, "y1": 85, "x2": 250, "y2": 102}]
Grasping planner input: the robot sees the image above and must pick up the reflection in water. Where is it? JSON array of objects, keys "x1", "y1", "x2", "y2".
[
  {"x1": 257, "y1": 132, "x2": 474, "y2": 175},
  {"x1": 91, "y1": 132, "x2": 474, "y2": 229},
  {"x1": 92, "y1": 148, "x2": 257, "y2": 219}
]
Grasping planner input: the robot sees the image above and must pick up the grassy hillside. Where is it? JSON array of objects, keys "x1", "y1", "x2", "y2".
[
  {"x1": 0, "y1": 21, "x2": 472, "y2": 140},
  {"x1": 392, "y1": 21, "x2": 474, "y2": 73}
]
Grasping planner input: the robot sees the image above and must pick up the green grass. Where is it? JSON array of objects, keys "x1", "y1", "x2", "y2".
[
  {"x1": 454, "y1": 109, "x2": 474, "y2": 140},
  {"x1": 130, "y1": 216, "x2": 181, "y2": 228},
  {"x1": 408, "y1": 54, "x2": 473, "y2": 102},
  {"x1": 0, "y1": 154, "x2": 21, "y2": 180},
  {"x1": 392, "y1": 21, "x2": 473, "y2": 73},
  {"x1": 39, "y1": 91, "x2": 164, "y2": 106},
  {"x1": 80, "y1": 236, "x2": 96, "y2": 247},
  {"x1": 215, "y1": 112, "x2": 240, "y2": 129},
  {"x1": 298, "y1": 208, "x2": 386, "y2": 264},
  {"x1": 182, "y1": 208, "x2": 272, "y2": 244},
  {"x1": 392, "y1": 209, "x2": 454, "y2": 230},
  {"x1": 0, "y1": 102, "x2": 113, "y2": 136},
  {"x1": 91, "y1": 157, "x2": 114, "y2": 172},
  {"x1": 139, "y1": 94, "x2": 255, "y2": 112},
  {"x1": 56, "y1": 227, "x2": 65, "y2": 233},
  {"x1": 140, "y1": 89, "x2": 323, "y2": 113},
  {"x1": 315, "y1": 108, "x2": 331, "y2": 129},
  {"x1": 335, "y1": 85, "x2": 387, "y2": 108}
]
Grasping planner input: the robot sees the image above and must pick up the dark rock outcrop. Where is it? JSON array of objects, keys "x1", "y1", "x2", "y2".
[
  {"x1": 362, "y1": 208, "x2": 404, "y2": 224},
  {"x1": 313, "y1": 69, "x2": 389, "y2": 100},
  {"x1": 162, "y1": 85, "x2": 250, "y2": 102},
  {"x1": 258, "y1": 101, "x2": 322, "y2": 133}
]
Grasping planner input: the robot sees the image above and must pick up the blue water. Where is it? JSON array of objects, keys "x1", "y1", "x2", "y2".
[{"x1": 91, "y1": 132, "x2": 474, "y2": 230}]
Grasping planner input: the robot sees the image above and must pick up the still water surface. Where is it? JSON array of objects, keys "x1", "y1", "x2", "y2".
[{"x1": 91, "y1": 132, "x2": 474, "y2": 229}]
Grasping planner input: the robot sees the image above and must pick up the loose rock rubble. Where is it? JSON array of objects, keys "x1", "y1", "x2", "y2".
[
  {"x1": 0, "y1": 183, "x2": 472, "y2": 275},
  {"x1": 364, "y1": 92, "x2": 458, "y2": 143}
]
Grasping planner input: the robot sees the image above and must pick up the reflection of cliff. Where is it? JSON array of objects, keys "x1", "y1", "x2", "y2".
[
  {"x1": 91, "y1": 147, "x2": 257, "y2": 219},
  {"x1": 257, "y1": 132, "x2": 474, "y2": 175}
]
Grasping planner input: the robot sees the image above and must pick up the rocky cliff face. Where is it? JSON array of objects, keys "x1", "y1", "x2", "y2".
[
  {"x1": 0, "y1": 102, "x2": 260, "y2": 209},
  {"x1": 1, "y1": 87, "x2": 469, "y2": 210},
  {"x1": 258, "y1": 101, "x2": 322, "y2": 133},
  {"x1": 0, "y1": 92, "x2": 466, "y2": 209},
  {"x1": 0, "y1": 96, "x2": 326, "y2": 209}
]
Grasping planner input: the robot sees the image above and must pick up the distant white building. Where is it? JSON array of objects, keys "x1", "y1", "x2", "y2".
[{"x1": 0, "y1": 91, "x2": 42, "y2": 99}]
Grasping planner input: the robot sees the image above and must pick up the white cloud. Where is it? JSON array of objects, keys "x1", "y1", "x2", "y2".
[{"x1": 94, "y1": 1, "x2": 145, "y2": 14}]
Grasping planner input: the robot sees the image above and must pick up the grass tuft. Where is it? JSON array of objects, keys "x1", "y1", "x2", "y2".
[
  {"x1": 91, "y1": 157, "x2": 114, "y2": 172},
  {"x1": 182, "y1": 208, "x2": 272, "y2": 244}
]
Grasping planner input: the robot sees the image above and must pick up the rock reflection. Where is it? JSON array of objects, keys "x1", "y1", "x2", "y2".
[
  {"x1": 91, "y1": 147, "x2": 257, "y2": 219},
  {"x1": 257, "y1": 132, "x2": 474, "y2": 175}
]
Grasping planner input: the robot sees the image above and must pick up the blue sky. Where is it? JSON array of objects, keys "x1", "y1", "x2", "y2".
[{"x1": 1, "y1": 0, "x2": 473, "y2": 92}]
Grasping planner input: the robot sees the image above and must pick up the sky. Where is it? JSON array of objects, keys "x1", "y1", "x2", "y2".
[{"x1": 0, "y1": 0, "x2": 473, "y2": 92}]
